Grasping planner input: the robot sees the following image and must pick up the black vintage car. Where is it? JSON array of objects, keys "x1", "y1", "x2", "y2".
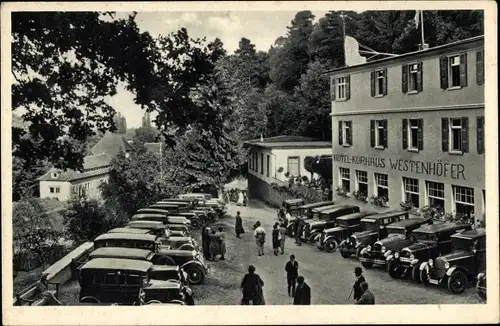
[
  {"x1": 129, "y1": 215, "x2": 191, "y2": 234},
  {"x1": 386, "y1": 222, "x2": 472, "y2": 282},
  {"x1": 153, "y1": 248, "x2": 209, "y2": 285},
  {"x1": 93, "y1": 233, "x2": 161, "y2": 253},
  {"x1": 159, "y1": 198, "x2": 197, "y2": 209},
  {"x1": 358, "y1": 217, "x2": 434, "y2": 269},
  {"x1": 339, "y1": 210, "x2": 409, "y2": 259},
  {"x1": 124, "y1": 222, "x2": 198, "y2": 251},
  {"x1": 302, "y1": 205, "x2": 360, "y2": 243},
  {"x1": 286, "y1": 201, "x2": 335, "y2": 237},
  {"x1": 316, "y1": 211, "x2": 378, "y2": 253},
  {"x1": 420, "y1": 228, "x2": 486, "y2": 294},
  {"x1": 476, "y1": 272, "x2": 486, "y2": 300}
]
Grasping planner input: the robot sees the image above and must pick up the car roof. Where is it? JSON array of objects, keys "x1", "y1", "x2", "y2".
[
  {"x1": 89, "y1": 248, "x2": 153, "y2": 260},
  {"x1": 311, "y1": 204, "x2": 339, "y2": 213},
  {"x1": 108, "y1": 228, "x2": 151, "y2": 234},
  {"x1": 158, "y1": 248, "x2": 196, "y2": 256},
  {"x1": 126, "y1": 222, "x2": 166, "y2": 230},
  {"x1": 414, "y1": 222, "x2": 471, "y2": 234},
  {"x1": 320, "y1": 205, "x2": 357, "y2": 214},
  {"x1": 137, "y1": 208, "x2": 169, "y2": 213},
  {"x1": 175, "y1": 212, "x2": 196, "y2": 216},
  {"x1": 284, "y1": 198, "x2": 305, "y2": 204},
  {"x1": 132, "y1": 213, "x2": 165, "y2": 219},
  {"x1": 451, "y1": 228, "x2": 486, "y2": 240},
  {"x1": 299, "y1": 201, "x2": 335, "y2": 209},
  {"x1": 337, "y1": 211, "x2": 377, "y2": 221},
  {"x1": 361, "y1": 210, "x2": 407, "y2": 221},
  {"x1": 386, "y1": 217, "x2": 427, "y2": 228},
  {"x1": 94, "y1": 233, "x2": 159, "y2": 242},
  {"x1": 81, "y1": 258, "x2": 153, "y2": 272}
]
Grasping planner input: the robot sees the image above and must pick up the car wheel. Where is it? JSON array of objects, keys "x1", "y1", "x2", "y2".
[
  {"x1": 447, "y1": 270, "x2": 468, "y2": 294},
  {"x1": 412, "y1": 264, "x2": 421, "y2": 283},
  {"x1": 387, "y1": 259, "x2": 401, "y2": 278},
  {"x1": 324, "y1": 238, "x2": 339, "y2": 253},
  {"x1": 186, "y1": 265, "x2": 205, "y2": 285},
  {"x1": 147, "y1": 300, "x2": 163, "y2": 305},
  {"x1": 80, "y1": 296, "x2": 100, "y2": 304},
  {"x1": 168, "y1": 299, "x2": 186, "y2": 305},
  {"x1": 156, "y1": 256, "x2": 176, "y2": 266},
  {"x1": 190, "y1": 219, "x2": 201, "y2": 229},
  {"x1": 178, "y1": 243, "x2": 195, "y2": 251},
  {"x1": 420, "y1": 268, "x2": 429, "y2": 285},
  {"x1": 360, "y1": 253, "x2": 373, "y2": 268}
]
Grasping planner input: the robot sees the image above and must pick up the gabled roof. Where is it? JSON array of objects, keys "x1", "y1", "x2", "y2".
[
  {"x1": 37, "y1": 154, "x2": 111, "y2": 182},
  {"x1": 90, "y1": 132, "x2": 133, "y2": 157}
]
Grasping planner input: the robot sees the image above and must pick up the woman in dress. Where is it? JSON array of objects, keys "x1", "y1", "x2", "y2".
[
  {"x1": 209, "y1": 229, "x2": 221, "y2": 261},
  {"x1": 201, "y1": 226, "x2": 211, "y2": 259},
  {"x1": 235, "y1": 211, "x2": 245, "y2": 238},
  {"x1": 272, "y1": 222, "x2": 280, "y2": 256}
]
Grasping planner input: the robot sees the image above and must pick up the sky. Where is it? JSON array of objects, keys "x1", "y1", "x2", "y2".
[{"x1": 108, "y1": 11, "x2": 329, "y2": 128}]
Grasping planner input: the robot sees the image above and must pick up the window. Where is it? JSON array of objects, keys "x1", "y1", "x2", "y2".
[
  {"x1": 51, "y1": 172, "x2": 59, "y2": 178},
  {"x1": 371, "y1": 69, "x2": 387, "y2": 97},
  {"x1": 439, "y1": 54, "x2": 467, "y2": 89},
  {"x1": 55, "y1": 187, "x2": 60, "y2": 194},
  {"x1": 49, "y1": 187, "x2": 55, "y2": 193},
  {"x1": 356, "y1": 170, "x2": 368, "y2": 195},
  {"x1": 402, "y1": 118, "x2": 423, "y2": 151},
  {"x1": 453, "y1": 185, "x2": 475, "y2": 216},
  {"x1": 370, "y1": 120, "x2": 388, "y2": 149},
  {"x1": 441, "y1": 117, "x2": 469, "y2": 153},
  {"x1": 477, "y1": 116, "x2": 484, "y2": 154},
  {"x1": 339, "y1": 167, "x2": 350, "y2": 192},
  {"x1": 333, "y1": 76, "x2": 350, "y2": 101},
  {"x1": 287, "y1": 157, "x2": 299, "y2": 176},
  {"x1": 254, "y1": 154, "x2": 257, "y2": 172},
  {"x1": 476, "y1": 50, "x2": 484, "y2": 85},
  {"x1": 426, "y1": 181, "x2": 445, "y2": 209},
  {"x1": 338, "y1": 120, "x2": 353, "y2": 146},
  {"x1": 374, "y1": 173, "x2": 389, "y2": 199},
  {"x1": 260, "y1": 153, "x2": 264, "y2": 174},
  {"x1": 266, "y1": 155, "x2": 270, "y2": 177},
  {"x1": 403, "y1": 177, "x2": 419, "y2": 207}
]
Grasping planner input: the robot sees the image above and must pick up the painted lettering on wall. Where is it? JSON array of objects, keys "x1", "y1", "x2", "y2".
[{"x1": 332, "y1": 154, "x2": 466, "y2": 180}]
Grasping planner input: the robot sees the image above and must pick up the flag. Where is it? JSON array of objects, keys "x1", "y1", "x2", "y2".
[
  {"x1": 414, "y1": 10, "x2": 421, "y2": 27},
  {"x1": 344, "y1": 36, "x2": 367, "y2": 66}
]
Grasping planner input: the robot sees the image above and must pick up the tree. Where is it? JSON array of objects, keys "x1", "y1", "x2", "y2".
[
  {"x1": 260, "y1": 84, "x2": 300, "y2": 137},
  {"x1": 113, "y1": 112, "x2": 127, "y2": 134},
  {"x1": 133, "y1": 126, "x2": 160, "y2": 146}
]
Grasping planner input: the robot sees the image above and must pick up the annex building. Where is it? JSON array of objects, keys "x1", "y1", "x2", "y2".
[{"x1": 328, "y1": 36, "x2": 485, "y2": 222}]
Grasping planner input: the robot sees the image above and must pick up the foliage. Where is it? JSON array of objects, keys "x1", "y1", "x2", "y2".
[
  {"x1": 133, "y1": 126, "x2": 160, "y2": 146},
  {"x1": 336, "y1": 187, "x2": 350, "y2": 197},
  {"x1": 353, "y1": 190, "x2": 369, "y2": 203},
  {"x1": 370, "y1": 195, "x2": 389, "y2": 207},
  {"x1": 113, "y1": 112, "x2": 127, "y2": 134},
  {"x1": 12, "y1": 156, "x2": 50, "y2": 201}
]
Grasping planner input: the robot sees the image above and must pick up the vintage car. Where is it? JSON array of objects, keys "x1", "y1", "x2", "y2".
[
  {"x1": 189, "y1": 206, "x2": 218, "y2": 223},
  {"x1": 282, "y1": 198, "x2": 305, "y2": 213},
  {"x1": 286, "y1": 201, "x2": 335, "y2": 237},
  {"x1": 154, "y1": 248, "x2": 209, "y2": 285},
  {"x1": 339, "y1": 210, "x2": 409, "y2": 259},
  {"x1": 129, "y1": 214, "x2": 191, "y2": 233},
  {"x1": 124, "y1": 222, "x2": 197, "y2": 250},
  {"x1": 302, "y1": 205, "x2": 360, "y2": 243},
  {"x1": 204, "y1": 199, "x2": 227, "y2": 217},
  {"x1": 386, "y1": 222, "x2": 472, "y2": 281},
  {"x1": 476, "y1": 272, "x2": 486, "y2": 300},
  {"x1": 159, "y1": 198, "x2": 198, "y2": 208},
  {"x1": 169, "y1": 212, "x2": 204, "y2": 228},
  {"x1": 180, "y1": 193, "x2": 212, "y2": 200},
  {"x1": 94, "y1": 233, "x2": 162, "y2": 253},
  {"x1": 359, "y1": 217, "x2": 434, "y2": 269},
  {"x1": 419, "y1": 228, "x2": 486, "y2": 294},
  {"x1": 78, "y1": 258, "x2": 194, "y2": 305},
  {"x1": 316, "y1": 211, "x2": 378, "y2": 253},
  {"x1": 137, "y1": 207, "x2": 181, "y2": 216}
]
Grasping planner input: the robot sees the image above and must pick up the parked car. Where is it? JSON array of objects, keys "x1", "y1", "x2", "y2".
[
  {"x1": 286, "y1": 201, "x2": 335, "y2": 237},
  {"x1": 359, "y1": 217, "x2": 434, "y2": 269},
  {"x1": 316, "y1": 211, "x2": 377, "y2": 253},
  {"x1": 204, "y1": 199, "x2": 227, "y2": 217},
  {"x1": 124, "y1": 222, "x2": 197, "y2": 250},
  {"x1": 386, "y1": 222, "x2": 472, "y2": 282},
  {"x1": 170, "y1": 212, "x2": 203, "y2": 229},
  {"x1": 476, "y1": 272, "x2": 486, "y2": 300},
  {"x1": 180, "y1": 193, "x2": 212, "y2": 200},
  {"x1": 420, "y1": 228, "x2": 486, "y2": 294},
  {"x1": 302, "y1": 205, "x2": 360, "y2": 243},
  {"x1": 282, "y1": 198, "x2": 305, "y2": 213},
  {"x1": 137, "y1": 207, "x2": 180, "y2": 216},
  {"x1": 93, "y1": 233, "x2": 161, "y2": 253},
  {"x1": 78, "y1": 258, "x2": 194, "y2": 305},
  {"x1": 339, "y1": 210, "x2": 409, "y2": 259},
  {"x1": 189, "y1": 206, "x2": 218, "y2": 223},
  {"x1": 129, "y1": 214, "x2": 191, "y2": 234},
  {"x1": 154, "y1": 249, "x2": 209, "y2": 285},
  {"x1": 160, "y1": 198, "x2": 198, "y2": 208}
]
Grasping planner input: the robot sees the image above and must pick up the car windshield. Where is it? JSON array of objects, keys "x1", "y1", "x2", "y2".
[
  {"x1": 361, "y1": 221, "x2": 377, "y2": 231},
  {"x1": 412, "y1": 232, "x2": 438, "y2": 242},
  {"x1": 298, "y1": 208, "x2": 307, "y2": 217},
  {"x1": 452, "y1": 238, "x2": 474, "y2": 252},
  {"x1": 387, "y1": 227, "x2": 406, "y2": 235}
]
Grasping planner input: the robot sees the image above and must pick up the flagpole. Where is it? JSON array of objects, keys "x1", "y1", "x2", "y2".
[{"x1": 420, "y1": 10, "x2": 425, "y2": 50}]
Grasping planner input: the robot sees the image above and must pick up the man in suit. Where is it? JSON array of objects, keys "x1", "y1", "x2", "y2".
[
  {"x1": 352, "y1": 266, "x2": 366, "y2": 302},
  {"x1": 293, "y1": 275, "x2": 311, "y2": 305},
  {"x1": 285, "y1": 254, "x2": 299, "y2": 296},
  {"x1": 356, "y1": 282, "x2": 375, "y2": 304}
]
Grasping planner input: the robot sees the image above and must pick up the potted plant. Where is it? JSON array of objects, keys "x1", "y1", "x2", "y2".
[
  {"x1": 353, "y1": 190, "x2": 369, "y2": 203},
  {"x1": 370, "y1": 195, "x2": 389, "y2": 207},
  {"x1": 277, "y1": 167, "x2": 284, "y2": 173}
]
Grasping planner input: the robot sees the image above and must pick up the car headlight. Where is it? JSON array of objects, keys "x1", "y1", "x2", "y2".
[
  {"x1": 366, "y1": 245, "x2": 371, "y2": 252},
  {"x1": 394, "y1": 252, "x2": 400, "y2": 259},
  {"x1": 428, "y1": 259, "x2": 434, "y2": 267},
  {"x1": 410, "y1": 253, "x2": 415, "y2": 260},
  {"x1": 444, "y1": 262, "x2": 450, "y2": 269},
  {"x1": 381, "y1": 246, "x2": 387, "y2": 253}
]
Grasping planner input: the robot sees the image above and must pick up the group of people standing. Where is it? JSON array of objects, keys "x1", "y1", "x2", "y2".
[{"x1": 201, "y1": 225, "x2": 227, "y2": 261}]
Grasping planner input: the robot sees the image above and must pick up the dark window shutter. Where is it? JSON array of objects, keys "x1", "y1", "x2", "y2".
[
  {"x1": 370, "y1": 120, "x2": 375, "y2": 147},
  {"x1": 439, "y1": 56, "x2": 449, "y2": 89},
  {"x1": 330, "y1": 76, "x2": 336, "y2": 101},
  {"x1": 460, "y1": 53, "x2": 468, "y2": 87},
  {"x1": 370, "y1": 71, "x2": 375, "y2": 97},
  {"x1": 382, "y1": 120, "x2": 388, "y2": 148},
  {"x1": 441, "y1": 118, "x2": 449, "y2": 152},
  {"x1": 402, "y1": 64, "x2": 408, "y2": 93},
  {"x1": 402, "y1": 119, "x2": 408, "y2": 149},
  {"x1": 477, "y1": 116, "x2": 484, "y2": 154},
  {"x1": 346, "y1": 75, "x2": 351, "y2": 100},
  {"x1": 382, "y1": 69, "x2": 388, "y2": 96},
  {"x1": 476, "y1": 50, "x2": 484, "y2": 85},
  {"x1": 461, "y1": 117, "x2": 469, "y2": 153},
  {"x1": 417, "y1": 118, "x2": 424, "y2": 150},
  {"x1": 338, "y1": 120, "x2": 343, "y2": 145},
  {"x1": 347, "y1": 121, "x2": 353, "y2": 145},
  {"x1": 417, "y1": 62, "x2": 423, "y2": 92}
]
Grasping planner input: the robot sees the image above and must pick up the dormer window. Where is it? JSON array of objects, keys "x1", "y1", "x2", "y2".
[{"x1": 51, "y1": 172, "x2": 59, "y2": 178}]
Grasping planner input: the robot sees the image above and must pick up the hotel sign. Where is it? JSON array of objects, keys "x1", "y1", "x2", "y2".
[{"x1": 333, "y1": 154, "x2": 466, "y2": 181}]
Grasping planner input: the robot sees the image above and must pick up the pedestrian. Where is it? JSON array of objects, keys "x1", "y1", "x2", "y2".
[
  {"x1": 201, "y1": 226, "x2": 211, "y2": 259},
  {"x1": 218, "y1": 226, "x2": 226, "y2": 260},
  {"x1": 355, "y1": 282, "x2": 375, "y2": 304},
  {"x1": 278, "y1": 223, "x2": 287, "y2": 254},
  {"x1": 240, "y1": 265, "x2": 265, "y2": 305},
  {"x1": 285, "y1": 254, "x2": 299, "y2": 297},
  {"x1": 272, "y1": 223, "x2": 280, "y2": 256},
  {"x1": 253, "y1": 221, "x2": 266, "y2": 256},
  {"x1": 293, "y1": 275, "x2": 311, "y2": 305},
  {"x1": 285, "y1": 210, "x2": 292, "y2": 224},
  {"x1": 295, "y1": 218, "x2": 305, "y2": 246},
  {"x1": 352, "y1": 266, "x2": 366, "y2": 302},
  {"x1": 209, "y1": 229, "x2": 220, "y2": 261},
  {"x1": 278, "y1": 208, "x2": 285, "y2": 222},
  {"x1": 235, "y1": 211, "x2": 245, "y2": 238},
  {"x1": 243, "y1": 191, "x2": 248, "y2": 206}
]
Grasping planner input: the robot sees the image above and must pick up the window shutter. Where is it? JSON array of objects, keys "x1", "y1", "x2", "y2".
[
  {"x1": 346, "y1": 75, "x2": 351, "y2": 100},
  {"x1": 417, "y1": 62, "x2": 423, "y2": 92},
  {"x1": 330, "y1": 76, "x2": 336, "y2": 101},
  {"x1": 476, "y1": 50, "x2": 484, "y2": 85},
  {"x1": 441, "y1": 118, "x2": 449, "y2": 152},
  {"x1": 402, "y1": 119, "x2": 408, "y2": 149},
  {"x1": 370, "y1": 71, "x2": 375, "y2": 97},
  {"x1": 338, "y1": 120, "x2": 343, "y2": 145},
  {"x1": 402, "y1": 64, "x2": 408, "y2": 93},
  {"x1": 382, "y1": 119, "x2": 388, "y2": 148},
  {"x1": 477, "y1": 116, "x2": 484, "y2": 154},
  {"x1": 439, "y1": 56, "x2": 449, "y2": 89},
  {"x1": 461, "y1": 117, "x2": 469, "y2": 153},
  {"x1": 460, "y1": 53, "x2": 468, "y2": 87},
  {"x1": 370, "y1": 120, "x2": 375, "y2": 147},
  {"x1": 382, "y1": 69, "x2": 388, "y2": 96},
  {"x1": 417, "y1": 118, "x2": 424, "y2": 150},
  {"x1": 347, "y1": 121, "x2": 353, "y2": 145}
]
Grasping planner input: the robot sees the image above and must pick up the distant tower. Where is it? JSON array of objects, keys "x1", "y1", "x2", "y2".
[{"x1": 142, "y1": 112, "x2": 151, "y2": 128}]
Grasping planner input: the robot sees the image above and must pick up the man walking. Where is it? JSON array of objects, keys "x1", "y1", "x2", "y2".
[
  {"x1": 278, "y1": 222, "x2": 287, "y2": 254},
  {"x1": 355, "y1": 282, "x2": 375, "y2": 304},
  {"x1": 285, "y1": 254, "x2": 299, "y2": 297},
  {"x1": 235, "y1": 211, "x2": 245, "y2": 238},
  {"x1": 295, "y1": 217, "x2": 305, "y2": 246},
  {"x1": 293, "y1": 275, "x2": 311, "y2": 305},
  {"x1": 253, "y1": 221, "x2": 266, "y2": 256},
  {"x1": 352, "y1": 267, "x2": 366, "y2": 302},
  {"x1": 272, "y1": 223, "x2": 280, "y2": 256},
  {"x1": 240, "y1": 265, "x2": 265, "y2": 305}
]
